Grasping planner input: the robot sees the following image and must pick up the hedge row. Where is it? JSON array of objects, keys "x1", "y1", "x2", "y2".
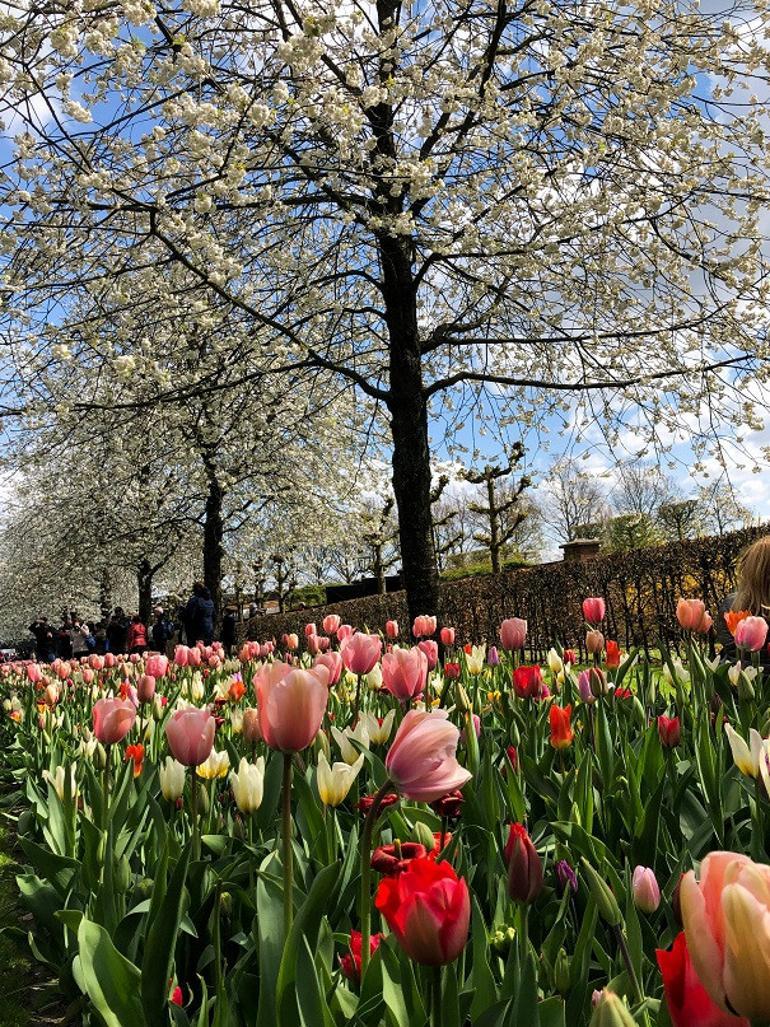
[{"x1": 243, "y1": 525, "x2": 767, "y2": 659}]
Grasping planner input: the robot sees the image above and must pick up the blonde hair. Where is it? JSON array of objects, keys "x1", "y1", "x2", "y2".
[{"x1": 733, "y1": 536, "x2": 770, "y2": 614}]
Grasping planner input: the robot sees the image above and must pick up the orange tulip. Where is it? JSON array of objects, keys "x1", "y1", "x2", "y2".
[
  {"x1": 724, "y1": 610, "x2": 751, "y2": 637},
  {"x1": 549, "y1": 704, "x2": 574, "y2": 749}
]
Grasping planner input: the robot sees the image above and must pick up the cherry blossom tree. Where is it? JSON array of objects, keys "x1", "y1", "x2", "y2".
[{"x1": 2, "y1": 0, "x2": 770, "y2": 619}]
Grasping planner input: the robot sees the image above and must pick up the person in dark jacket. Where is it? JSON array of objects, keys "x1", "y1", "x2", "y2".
[
  {"x1": 29, "y1": 617, "x2": 55, "y2": 662},
  {"x1": 185, "y1": 582, "x2": 216, "y2": 646},
  {"x1": 221, "y1": 605, "x2": 237, "y2": 654},
  {"x1": 716, "y1": 535, "x2": 770, "y2": 665},
  {"x1": 106, "y1": 608, "x2": 129, "y2": 654},
  {"x1": 151, "y1": 607, "x2": 175, "y2": 653}
]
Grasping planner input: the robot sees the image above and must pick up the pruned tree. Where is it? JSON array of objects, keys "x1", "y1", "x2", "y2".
[{"x1": 465, "y1": 447, "x2": 531, "y2": 573}]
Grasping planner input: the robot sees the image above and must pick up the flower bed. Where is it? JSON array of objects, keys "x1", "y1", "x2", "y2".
[{"x1": 0, "y1": 603, "x2": 768, "y2": 1026}]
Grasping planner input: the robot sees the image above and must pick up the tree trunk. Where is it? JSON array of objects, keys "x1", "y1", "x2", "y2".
[
  {"x1": 380, "y1": 234, "x2": 440, "y2": 623},
  {"x1": 487, "y1": 477, "x2": 501, "y2": 574},
  {"x1": 203, "y1": 473, "x2": 224, "y2": 623},
  {"x1": 137, "y1": 558, "x2": 153, "y2": 625},
  {"x1": 373, "y1": 545, "x2": 386, "y2": 594}
]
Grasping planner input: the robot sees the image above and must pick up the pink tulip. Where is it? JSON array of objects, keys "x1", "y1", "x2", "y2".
[
  {"x1": 55, "y1": 661, "x2": 71, "y2": 681},
  {"x1": 632, "y1": 866, "x2": 661, "y2": 913},
  {"x1": 303, "y1": 622, "x2": 316, "y2": 637},
  {"x1": 440, "y1": 626, "x2": 455, "y2": 646},
  {"x1": 165, "y1": 707, "x2": 215, "y2": 766},
  {"x1": 26, "y1": 663, "x2": 42, "y2": 684},
  {"x1": 255, "y1": 664, "x2": 329, "y2": 752},
  {"x1": 44, "y1": 683, "x2": 59, "y2": 706},
  {"x1": 137, "y1": 674, "x2": 156, "y2": 703},
  {"x1": 734, "y1": 616, "x2": 768, "y2": 653},
  {"x1": 418, "y1": 639, "x2": 439, "y2": 670},
  {"x1": 314, "y1": 651, "x2": 343, "y2": 686},
  {"x1": 145, "y1": 654, "x2": 169, "y2": 678},
  {"x1": 92, "y1": 697, "x2": 136, "y2": 745},
  {"x1": 307, "y1": 634, "x2": 322, "y2": 655},
  {"x1": 337, "y1": 624, "x2": 354, "y2": 642},
  {"x1": 322, "y1": 614, "x2": 341, "y2": 635},
  {"x1": 499, "y1": 618, "x2": 527, "y2": 651},
  {"x1": 104, "y1": 652, "x2": 117, "y2": 669},
  {"x1": 578, "y1": 670, "x2": 597, "y2": 704},
  {"x1": 174, "y1": 645, "x2": 190, "y2": 667},
  {"x1": 680, "y1": 851, "x2": 770, "y2": 1019},
  {"x1": 385, "y1": 620, "x2": 399, "y2": 639},
  {"x1": 341, "y1": 633, "x2": 382, "y2": 675},
  {"x1": 385, "y1": 709, "x2": 472, "y2": 802},
  {"x1": 381, "y1": 646, "x2": 429, "y2": 702},
  {"x1": 188, "y1": 646, "x2": 202, "y2": 667},
  {"x1": 281, "y1": 633, "x2": 298, "y2": 651},
  {"x1": 89, "y1": 654, "x2": 105, "y2": 671},
  {"x1": 261, "y1": 641, "x2": 275, "y2": 657},
  {"x1": 82, "y1": 668, "x2": 94, "y2": 684},
  {"x1": 412, "y1": 615, "x2": 437, "y2": 639},
  {"x1": 316, "y1": 636, "x2": 330, "y2": 652},
  {"x1": 207, "y1": 655, "x2": 221, "y2": 669},
  {"x1": 677, "y1": 598, "x2": 713, "y2": 634},
  {"x1": 582, "y1": 597, "x2": 606, "y2": 624}
]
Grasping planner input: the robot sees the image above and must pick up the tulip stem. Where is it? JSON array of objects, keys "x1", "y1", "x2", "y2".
[
  {"x1": 190, "y1": 768, "x2": 200, "y2": 862},
  {"x1": 354, "y1": 675, "x2": 362, "y2": 723},
  {"x1": 614, "y1": 924, "x2": 644, "y2": 1006},
  {"x1": 282, "y1": 752, "x2": 294, "y2": 939},
  {"x1": 360, "y1": 779, "x2": 393, "y2": 980},
  {"x1": 430, "y1": 965, "x2": 442, "y2": 1027}
]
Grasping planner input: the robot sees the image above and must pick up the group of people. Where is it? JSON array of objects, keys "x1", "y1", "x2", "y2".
[{"x1": 28, "y1": 582, "x2": 240, "y2": 661}]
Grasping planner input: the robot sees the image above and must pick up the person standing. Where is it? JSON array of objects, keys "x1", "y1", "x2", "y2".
[
  {"x1": 28, "y1": 616, "x2": 54, "y2": 662},
  {"x1": 106, "y1": 608, "x2": 129, "y2": 655},
  {"x1": 221, "y1": 604, "x2": 237, "y2": 655},
  {"x1": 184, "y1": 582, "x2": 216, "y2": 646},
  {"x1": 56, "y1": 618, "x2": 73, "y2": 659},
  {"x1": 126, "y1": 615, "x2": 148, "y2": 654},
  {"x1": 70, "y1": 619, "x2": 91, "y2": 660},
  {"x1": 150, "y1": 607, "x2": 174, "y2": 653}
]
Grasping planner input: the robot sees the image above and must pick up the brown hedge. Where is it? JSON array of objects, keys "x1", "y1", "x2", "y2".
[{"x1": 242, "y1": 525, "x2": 767, "y2": 658}]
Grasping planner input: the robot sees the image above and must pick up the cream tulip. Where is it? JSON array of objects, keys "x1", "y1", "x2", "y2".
[
  {"x1": 724, "y1": 723, "x2": 764, "y2": 778},
  {"x1": 331, "y1": 721, "x2": 370, "y2": 765},
  {"x1": 159, "y1": 756, "x2": 186, "y2": 801},
  {"x1": 230, "y1": 756, "x2": 265, "y2": 814},
  {"x1": 317, "y1": 751, "x2": 364, "y2": 807},
  {"x1": 197, "y1": 748, "x2": 231, "y2": 780}
]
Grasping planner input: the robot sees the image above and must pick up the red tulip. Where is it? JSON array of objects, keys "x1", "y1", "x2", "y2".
[
  {"x1": 513, "y1": 664, "x2": 543, "y2": 699},
  {"x1": 658, "y1": 715, "x2": 681, "y2": 748},
  {"x1": 605, "y1": 640, "x2": 620, "y2": 668},
  {"x1": 375, "y1": 856, "x2": 470, "y2": 965},
  {"x1": 125, "y1": 743, "x2": 145, "y2": 778},
  {"x1": 371, "y1": 842, "x2": 427, "y2": 876},
  {"x1": 549, "y1": 705, "x2": 574, "y2": 749},
  {"x1": 340, "y1": 931, "x2": 383, "y2": 982},
  {"x1": 656, "y1": 932, "x2": 749, "y2": 1027},
  {"x1": 504, "y1": 823, "x2": 543, "y2": 903},
  {"x1": 582, "y1": 597, "x2": 606, "y2": 625},
  {"x1": 92, "y1": 698, "x2": 136, "y2": 745}
]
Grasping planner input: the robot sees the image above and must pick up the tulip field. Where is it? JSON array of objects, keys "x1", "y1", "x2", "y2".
[{"x1": 0, "y1": 602, "x2": 769, "y2": 1027}]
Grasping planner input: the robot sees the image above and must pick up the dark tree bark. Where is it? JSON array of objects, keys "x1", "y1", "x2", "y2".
[
  {"x1": 137, "y1": 557, "x2": 154, "y2": 624},
  {"x1": 379, "y1": 233, "x2": 440, "y2": 623},
  {"x1": 203, "y1": 470, "x2": 224, "y2": 621}
]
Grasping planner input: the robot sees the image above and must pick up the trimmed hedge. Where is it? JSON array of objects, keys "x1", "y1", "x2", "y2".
[{"x1": 243, "y1": 525, "x2": 767, "y2": 659}]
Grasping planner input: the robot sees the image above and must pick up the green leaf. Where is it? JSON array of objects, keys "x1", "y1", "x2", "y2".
[
  {"x1": 77, "y1": 917, "x2": 146, "y2": 1027},
  {"x1": 141, "y1": 841, "x2": 191, "y2": 1027}
]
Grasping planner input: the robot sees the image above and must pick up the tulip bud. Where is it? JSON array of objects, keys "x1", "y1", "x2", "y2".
[
  {"x1": 589, "y1": 991, "x2": 637, "y2": 1027},
  {"x1": 114, "y1": 854, "x2": 131, "y2": 894},
  {"x1": 580, "y1": 859, "x2": 622, "y2": 927},
  {"x1": 504, "y1": 824, "x2": 543, "y2": 904},
  {"x1": 554, "y1": 948, "x2": 571, "y2": 997},
  {"x1": 93, "y1": 742, "x2": 107, "y2": 771},
  {"x1": 586, "y1": 630, "x2": 604, "y2": 655},
  {"x1": 456, "y1": 683, "x2": 472, "y2": 712},
  {"x1": 413, "y1": 820, "x2": 437, "y2": 851},
  {"x1": 220, "y1": 891, "x2": 232, "y2": 917},
  {"x1": 631, "y1": 866, "x2": 660, "y2": 913},
  {"x1": 135, "y1": 878, "x2": 154, "y2": 901},
  {"x1": 314, "y1": 729, "x2": 331, "y2": 761},
  {"x1": 489, "y1": 925, "x2": 516, "y2": 955},
  {"x1": 242, "y1": 707, "x2": 261, "y2": 744}
]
